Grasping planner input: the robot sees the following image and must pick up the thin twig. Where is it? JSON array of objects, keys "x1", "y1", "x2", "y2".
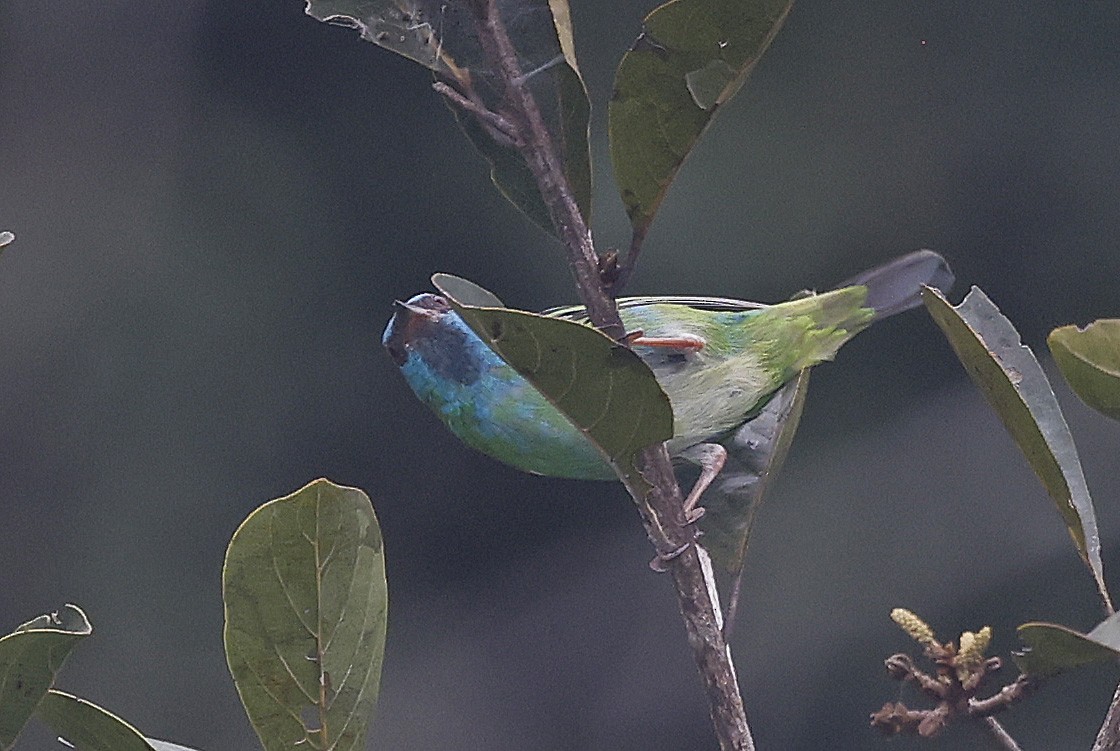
[
  {"x1": 468, "y1": 3, "x2": 754, "y2": 749},
  {"x1": 432, "y1": 81, "x2": 520, "y2": 147},
  {"x1": 968, "y1": 674, "x2": 1035, "y2": 717},
  {"x1": 981, "y1": 717, "x2": 1023, "y2": 751}
]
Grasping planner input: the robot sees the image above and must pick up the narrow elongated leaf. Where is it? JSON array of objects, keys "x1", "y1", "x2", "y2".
[
  {"x1": 224, "y1": 479, "x2": 387, "y2": 751},
  {"x1": 923, "y1": 286, "x2": 1111, "y2": 611},
  {"x1": 305, "y1": 0, "x2": 591, "y2": 236},
  {"x1": 0, "y1": 604, "x2": 92, "y2": 750},
  {"x1": 699, "y1": 369, "x2": 809, "y2": 573},
  {"x1": 1049, "y1": 320, "x2": 1120, "y2": 421},
  {"x1": 610, "y1": 0, "x2": 793, "y2": 236},
  {"x1": 1016, "y1": 612, "x2": 1120, "y2": 677},
  {"x1": 432, "y1": 273, "x2": 673, "y2": 496},
  {"x1": 35, "y1": 691, "x2": 155, "y2": 751}
]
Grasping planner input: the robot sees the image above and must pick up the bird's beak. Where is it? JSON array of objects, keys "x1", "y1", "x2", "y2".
[
  {"x1": 393, "y1": 299, "x2": 425, "y2": 315},
  {"x1": 393, "y1": 298, "x2": 446, "y2": 320}
]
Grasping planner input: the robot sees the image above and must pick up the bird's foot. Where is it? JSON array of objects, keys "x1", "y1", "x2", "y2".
[
  {"x1": 680, "y1": 443, "x2": 727, "y2": 524},
  {"x1": 647, "y1": 443, "x2": 726, "y2": 572},
  {"x1": 648, "y1": 542, "x2": 691, "y2": 572}
]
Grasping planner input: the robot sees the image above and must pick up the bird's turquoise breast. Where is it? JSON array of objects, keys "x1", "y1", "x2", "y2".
[{"x1": 400, "y1": 331, "x2": 616, "y2": 481}]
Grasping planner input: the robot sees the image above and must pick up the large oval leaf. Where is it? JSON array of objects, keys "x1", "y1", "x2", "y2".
[
  {"x1": 923, "y1": 286, "x2": 1111, "y2": 611},
  {"x1": 35, "y1": 691, "x2": 155, "y2": 751},
  {"x1": 1049, "y1": 320, "x2": 1120, "y2": 422},
  {"x1": 1016, "y1": 612, "x2": 1120, "y2": 678},
  {"x1": 0, "y1": 604, "x2": 91, "y2": 750},
  {"x1": 224, "y1": 478, "x2": 387, "y2": 751},
  {"x1": 305, "y1": 0, "x2": 591, "y2": 237},
  {"x1": 432, "y1": 273, "x2": 673, "y2": 496},
  {"x1": 609, "y1": 0, "x2": 793, "y2": 239}
]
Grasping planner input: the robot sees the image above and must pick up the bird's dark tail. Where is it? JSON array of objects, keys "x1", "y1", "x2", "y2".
[{"x1": 837, "y1": 249, "x2": 954, "y2": 322}]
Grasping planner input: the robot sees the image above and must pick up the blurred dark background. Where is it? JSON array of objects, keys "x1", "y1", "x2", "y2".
[{"x1": 2, "y1": 1, "x2": 1120, "y2": 749}]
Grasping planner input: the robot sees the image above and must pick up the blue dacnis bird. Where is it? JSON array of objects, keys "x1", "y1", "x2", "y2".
[{"x1": 383, "y1": 250, "x2": 953, "y2": 519}]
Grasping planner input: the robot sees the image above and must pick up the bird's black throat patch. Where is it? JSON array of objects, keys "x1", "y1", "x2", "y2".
[
  {"x1": 411, "y1": 319, "x2": 482, "y2": 385},
  {"x1": 396, "y1": 295, "x2": 482, "y2": 385}
]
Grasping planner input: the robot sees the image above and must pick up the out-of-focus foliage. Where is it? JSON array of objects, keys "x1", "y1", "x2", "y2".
[{"x1": 1049, "y1": 320, "x2": 1120, "y2": 422}]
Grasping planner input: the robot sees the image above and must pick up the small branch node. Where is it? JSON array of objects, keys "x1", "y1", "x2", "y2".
[
  {"x1": 968, "y1": 675, "x2": 1037, "y2": 717},
  {"x1": 432, "y1": 81, "x2": 520, "y2": 147}
]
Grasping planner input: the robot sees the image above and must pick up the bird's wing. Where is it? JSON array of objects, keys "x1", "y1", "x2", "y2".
[{"x1": 541, "y1": 295, "x2": 771, "y2": 321}]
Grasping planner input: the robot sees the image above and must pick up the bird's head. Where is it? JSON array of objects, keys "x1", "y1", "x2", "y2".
[
  {"x1": 382, "y1": 293, "x2": 450, "y2": 365},
  {"x1": 381, "y1": 293, "x2": 484, "y2": 385}
]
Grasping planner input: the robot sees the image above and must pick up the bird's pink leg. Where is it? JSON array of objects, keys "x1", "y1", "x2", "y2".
[
  {"x1": 679, "y1": 443, "x2": 727, "y2": 523},
  {"x1": 648, "y1": 443, "x2": 727, "y2": 571},
  {"x1": 625, "y1": 331, "x2": 706, "y2": 352}
]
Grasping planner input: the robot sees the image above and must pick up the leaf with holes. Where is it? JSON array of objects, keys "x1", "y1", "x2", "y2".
[
  {"x1": 304, "y1": 0, "x2": 591, "y2": 237},
  {"x1": 35, "y1": 691, "x2": 156, "y2": 751},
  {"x1": 0, "y1": 604, "x2": 91, "y2": 750},
  {"x1": 223, "y1": 478, "x2": 387, "y2": 751},
  {"x1": 923, "y1": 286, "x2": 1111, "y2": 611},
  {"x1": 1016, "y1": 612, "x2": 1120, "y2": 677},
  {"x1": 1049, "y1": 319, "x2": 1120, "y2": 422},
  {"x1": 610, "y1": 0, "x2": 793, "y2": 242},
  {"x1": 432, "y1": 273, "x2": 673, "y2": 497}
]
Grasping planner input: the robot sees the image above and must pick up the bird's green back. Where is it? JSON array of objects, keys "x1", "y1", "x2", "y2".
[{"x1": 617, "y1": 286, "x2": 873, "y2": 453}]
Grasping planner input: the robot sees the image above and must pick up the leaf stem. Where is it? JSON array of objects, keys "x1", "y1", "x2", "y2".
[
  {"x1": 615, "y1": 223, "x2": 648, "y2": 293},
  {"x1": 469, "y1": 3, "x2": 754, "y2": 749}
]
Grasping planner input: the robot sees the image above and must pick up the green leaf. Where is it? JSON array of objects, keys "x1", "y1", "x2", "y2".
[
  {"x1": 427, "y1": 273, "x2": 505, "y2": 308},
  {"x1": 1049, "y1": 320, "x2": 1120, "y2": 422},
  {"x1": 609, "y1": 0, "x2": 793, "y2": 236},
  {"x1": 432, "y1": 273, "x2": 673, "y2": 496},
  {"x1": 699, "y1": 369, "x2": 809, "y2": 573},
  {"x1": 305, "y1": 0, "x2": 591, "y2": 237},
  {"x1": 1016, "y1": 612, "x2": 1120, "y2": 677},
  {"x1": 0, "y1": 604, "x2": 92, "y2": 750},
  {"x1": 223, "y1": 478, "x2": 387, "y2": 751},
  {"x1": 35, "y1": 690, "x2": 156, "y2": 751},
  {"x1": 923, "y1": 286, "x2": 1111, "y2": 611}
]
